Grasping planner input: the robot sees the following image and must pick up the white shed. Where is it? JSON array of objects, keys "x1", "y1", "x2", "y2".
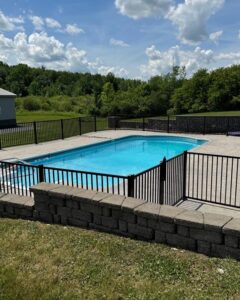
[{"x1": 0, "y1": 88, "x2": 17, "y2": 128}]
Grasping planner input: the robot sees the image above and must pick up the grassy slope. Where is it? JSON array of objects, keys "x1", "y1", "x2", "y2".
[
  {"x1": 125, "y1": 111, "x2": 240, "y2": 122},
  {"x1": 16, "y1": 111, "x2": 81, "y2": 123},
  {"x1": 1, "y1": 218, "x2": 240, "y2": 300},
  {"x1": 181, "y1": 111, "x2": 240, "y2": 117}
]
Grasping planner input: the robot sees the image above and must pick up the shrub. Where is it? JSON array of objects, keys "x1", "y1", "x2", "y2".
[{"x1": 23, "y1": 97, "x2": 41, "y2": 111}]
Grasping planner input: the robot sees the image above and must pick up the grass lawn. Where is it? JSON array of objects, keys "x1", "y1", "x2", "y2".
[
  {"x1": 1, "y1": 218, "x2": 240, "y2": 299},
  {"x1": 124, "y1": 111, "x2": 240, "y2": 122},
  {"x1": 16, "y1": 111, "x2": 81, "y2": 123},
  {"x1": 182, "y1": 111, "x2": 240, "y2": 117},
  {"x1": 0, "y1": 112, "x2": 108, "y2": 148}
]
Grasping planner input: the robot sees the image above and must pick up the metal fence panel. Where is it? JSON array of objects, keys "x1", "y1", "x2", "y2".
[{"x1": 186, "y1": 152, "x2": 240, "y2": 207}]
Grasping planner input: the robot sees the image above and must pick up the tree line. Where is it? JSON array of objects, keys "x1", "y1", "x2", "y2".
[{"x1": 0, "y1": 61, "x2": 240, "y2": 116}]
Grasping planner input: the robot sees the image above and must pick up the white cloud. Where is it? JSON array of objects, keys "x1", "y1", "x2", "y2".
[
  {"x1": 115, "y1": 0, "x2": 173, "y2": 19},
  {"x1": 29, "y1": 15, "x2": 44, "y2": 31},
  {"x1": 115, "y1": 0, "x2": 225, "y2": 45},
  {"x1": 0, "y1": 33, "x2": 14, "y2": 49},
  {"x1": 0, "y1": 10, "x2": 24, "y2": 31},
  {"x1": 209, "y1": 30, "x2": 223, "y2": 44},
  {"x1": 65, "y1": 24, "x2": 84, "y2": 35},
  {"x1": 141, "y1": 44, "x2": 240, "y2": 78},
  {"x1": 141, "y1": 44, "x2": 215, "y2": 77},
  {"x1": 168, "y1": 0, "x2": 225, "y2": 45},
  {"x1": 96, "y1": 65, "x2": 129, "y2": 77},
  {"x1": 217, "y1": 52, "x2": 240, "y2": 64},
  {"x1": 110, "y1": 38, "x2": 129, "y2": 47},
  {"x1": 0, "y1": 31, "x2": 128, "y2": 77},
  {"x1": 45, "y1": 18, "x2": 61, "y2": 29}
]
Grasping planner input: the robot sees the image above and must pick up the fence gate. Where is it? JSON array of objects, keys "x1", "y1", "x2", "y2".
[{"x1": 132, "y1": 152, "x2": 186, "y2": 205}]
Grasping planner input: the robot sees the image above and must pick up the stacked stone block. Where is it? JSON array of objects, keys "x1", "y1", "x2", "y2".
[
  {"x1": 0, "y1": 184, "x2": 240, "y2": 260},
  {"x1": 29, "y1": 183, "x2": 240, "y2": 260},
  {"x1": 0, "y1": 192, "x2": 34, "y2": 219}
]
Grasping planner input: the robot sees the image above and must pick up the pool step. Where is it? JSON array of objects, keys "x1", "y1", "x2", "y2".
[{"x1": 0, "y1": 193, "x2": 34, "y2": 219}]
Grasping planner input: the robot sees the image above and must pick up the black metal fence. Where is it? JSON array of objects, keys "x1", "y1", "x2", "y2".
[
  {"x1": 132, "y1": 153, "x2": 185, "y2": 205},
  {"x1": 0, "y1": 151, "x2": 239, "y2": 208},
  {"x1": 110, "y1": 115, "x2": 240, "y2": 135},
  {"x1": 186, "y1": 152, "x2": 240, "y2": 208},
  {"x1": 0, "y1": 117, "x2": 108, "y2": 149},
  {"x1": 0, "y1": 161, "x2": 129, "y2": 197},
  {"x1": 0, "y1": 154, "x2": 185, "y2": 205}
]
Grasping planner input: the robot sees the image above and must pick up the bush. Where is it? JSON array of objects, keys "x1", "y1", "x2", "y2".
[{"x1": 23, "y1": 97, "x2": 41, "y2": 111}]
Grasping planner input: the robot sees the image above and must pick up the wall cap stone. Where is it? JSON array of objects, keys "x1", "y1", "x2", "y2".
[
  {"x1": 175, "y1": 210, "x2": 204, "y2": 228},
  {"x1": 30, "y1": 183, "x2": 62, "y2": 194},
  {"x1": 100, "y1": 195, "x2": 126, "y2": 208},
  {"x1": 0, "y1": 194, "x2": 34, "y2": 207},
  {"x1": 223, "y1": 219, "x2": 240, "y2": 237},
  {"x1": 121, "y1": 197, "x2": 146, "y2": 212},
  {"x1": 204, "y1": 213, "x2": 232, "y2": 232},
  {"x1": 159, "y1": 206, "x2": 185, "y2": 224},
  {"x1": 134, "y1": 202, "x2": 161, "y2": 219},
  {"x1": 0, "y1": 193, "x2": 6, "y2": 199},
  {"x1": 49, "y1": 185, "x2": 85, "y2": 199}
]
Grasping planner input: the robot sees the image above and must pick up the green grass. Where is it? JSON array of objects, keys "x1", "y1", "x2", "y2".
[
  {"x1": 0, "y1": 111, "x2": 108, "y2": 148},
  {"x1": 16, "y1": 111, "x2": 82, "y2": 123},
  {"x1": 124, "y1": 111, "x2": 240, "y2": 122},
  {"x1": 0, "y1": 218, "x2": 240, "y2": 299},
  {"x1": 181, "y1": 111, "x2": 240, "y2": 117}
]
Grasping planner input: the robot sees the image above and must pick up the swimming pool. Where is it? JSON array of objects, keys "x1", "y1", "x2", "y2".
[{"x1": 27, "y1": 135, "x2": 206, "y2": 176}]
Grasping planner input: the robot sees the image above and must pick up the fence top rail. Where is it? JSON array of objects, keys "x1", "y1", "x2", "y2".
[
  {"x1": 15, "y1": 116, "x2": 94, "y2": 126},
  {"x1": 41, "y1": 165, "x2": 128, "y2": 179},
  {"x1": 188, "y1": 151, "x2": 240, "y2": 160},
  {"x1": 134, "y1": 163, "x2": 161, "y2": 177},
  {"x1": 0, "y1": 160, "x2": 128, "y2": 179},
  {"x1": 135, "y1": 152, "x2": 186, "y2": 177},
  {"x1": 166, "y1": 152, "x2": 185, "y2": 162},
  {"x1": 0, "y1": 160, "x2": 38, "y2": 168}
]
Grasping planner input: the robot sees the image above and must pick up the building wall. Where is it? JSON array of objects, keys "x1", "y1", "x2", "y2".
[{"x1": 0, "y1": 97, "x2": 16, "y2": 128}]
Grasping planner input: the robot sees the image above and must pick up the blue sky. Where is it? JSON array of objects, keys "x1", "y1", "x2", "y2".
[{"x1": 0, "y1": 0, "x2": 239, "y2": 79}]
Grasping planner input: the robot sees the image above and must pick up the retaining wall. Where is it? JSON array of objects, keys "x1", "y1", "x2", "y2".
[{"x1": 1, "y1": 183, "x2": 240, "y2": 260}]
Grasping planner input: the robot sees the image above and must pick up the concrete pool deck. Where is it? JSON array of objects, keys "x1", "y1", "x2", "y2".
[{"x1": 0, "y1": 129, "x2": 240, "y2": 218}]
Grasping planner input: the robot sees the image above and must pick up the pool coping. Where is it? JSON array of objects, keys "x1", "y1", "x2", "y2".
[
  {"x1": 24, "y1": 134, "x2": 207, "y2": 164},
  {"x1": 23, "y1": 134, "x2": 206, "y2": 170}
]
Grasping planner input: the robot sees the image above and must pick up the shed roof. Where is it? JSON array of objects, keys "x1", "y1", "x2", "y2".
[{"x1": 0, "y1": 88, "x2": 16, "y2": 98}]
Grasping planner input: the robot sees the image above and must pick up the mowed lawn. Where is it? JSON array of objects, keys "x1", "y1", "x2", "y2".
[
  {"x1": 182, "y1": 111, "x2": 240, "y2": 117},
  {"x1": 1, "y1": 218, "x2": 240, "y2": 299},
  {"x1": 16, "y1": 111, "x2": 81, "y2": 123}
]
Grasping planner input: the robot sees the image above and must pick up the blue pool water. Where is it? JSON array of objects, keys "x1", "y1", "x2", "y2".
[{"x1": 28, "y1": 135, "x2": 206, "y2": 176}]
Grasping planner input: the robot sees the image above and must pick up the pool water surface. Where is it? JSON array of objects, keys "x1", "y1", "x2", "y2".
[{"x1": 27, "y1": 135, "x2": 206, "y2": 176}]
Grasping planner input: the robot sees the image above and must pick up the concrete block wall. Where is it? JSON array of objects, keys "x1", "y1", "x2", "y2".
[
  {"x1": 28, "y1": 183, "x2": 240, "y2": 260},
  {"x1": 0, "y1": 193, "x2": 34, "y2": 219}
]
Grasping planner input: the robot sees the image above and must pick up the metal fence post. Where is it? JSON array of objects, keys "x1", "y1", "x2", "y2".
[
  {"x1": 226, "y1": 117, "x2": 230, "y2": 136},
  {"x1": 114, "y1": 117, "x2": 117, "y2": 130},
  {"x1": 0, "y1": 134, "x2": 2, "y2": 150},
  {"x1": 39, "y1": 165, "x2": 44, "y2": 182},
  {"x1": 167, "y1": 115, "x2": 170, "y2": 133},
  {"x1": 142, "y1": 117, "x2": 145, "y2": 131},
  {"x1": 79, "y1": 117, "x2": 82, "y2": 135},
  {"x1": 203, "y1": 116, "x2": 206, "y2": 135},
  {"x1": 182, "y1": 151, "x2": 187, "y2": 200},
  {"x1": 127, "y1": 175, "x2": 135, "y2": 197},
  {"x1": 61, "y1": 119, "x2": 64, "y2": 139},
  {"x1": 160, "y1": 157, "x2": 166, "y2": 204},
  {"x1": 33, "y1": 121, "x2": 38, "y2": 144},
  {"x1": 94, "y1": 116, "x2": 97, "y2": 132}
]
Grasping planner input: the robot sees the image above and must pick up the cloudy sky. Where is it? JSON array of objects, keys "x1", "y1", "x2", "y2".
[{"x1": 0, "y1": 0, "x2": 239, "y2": 79}]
